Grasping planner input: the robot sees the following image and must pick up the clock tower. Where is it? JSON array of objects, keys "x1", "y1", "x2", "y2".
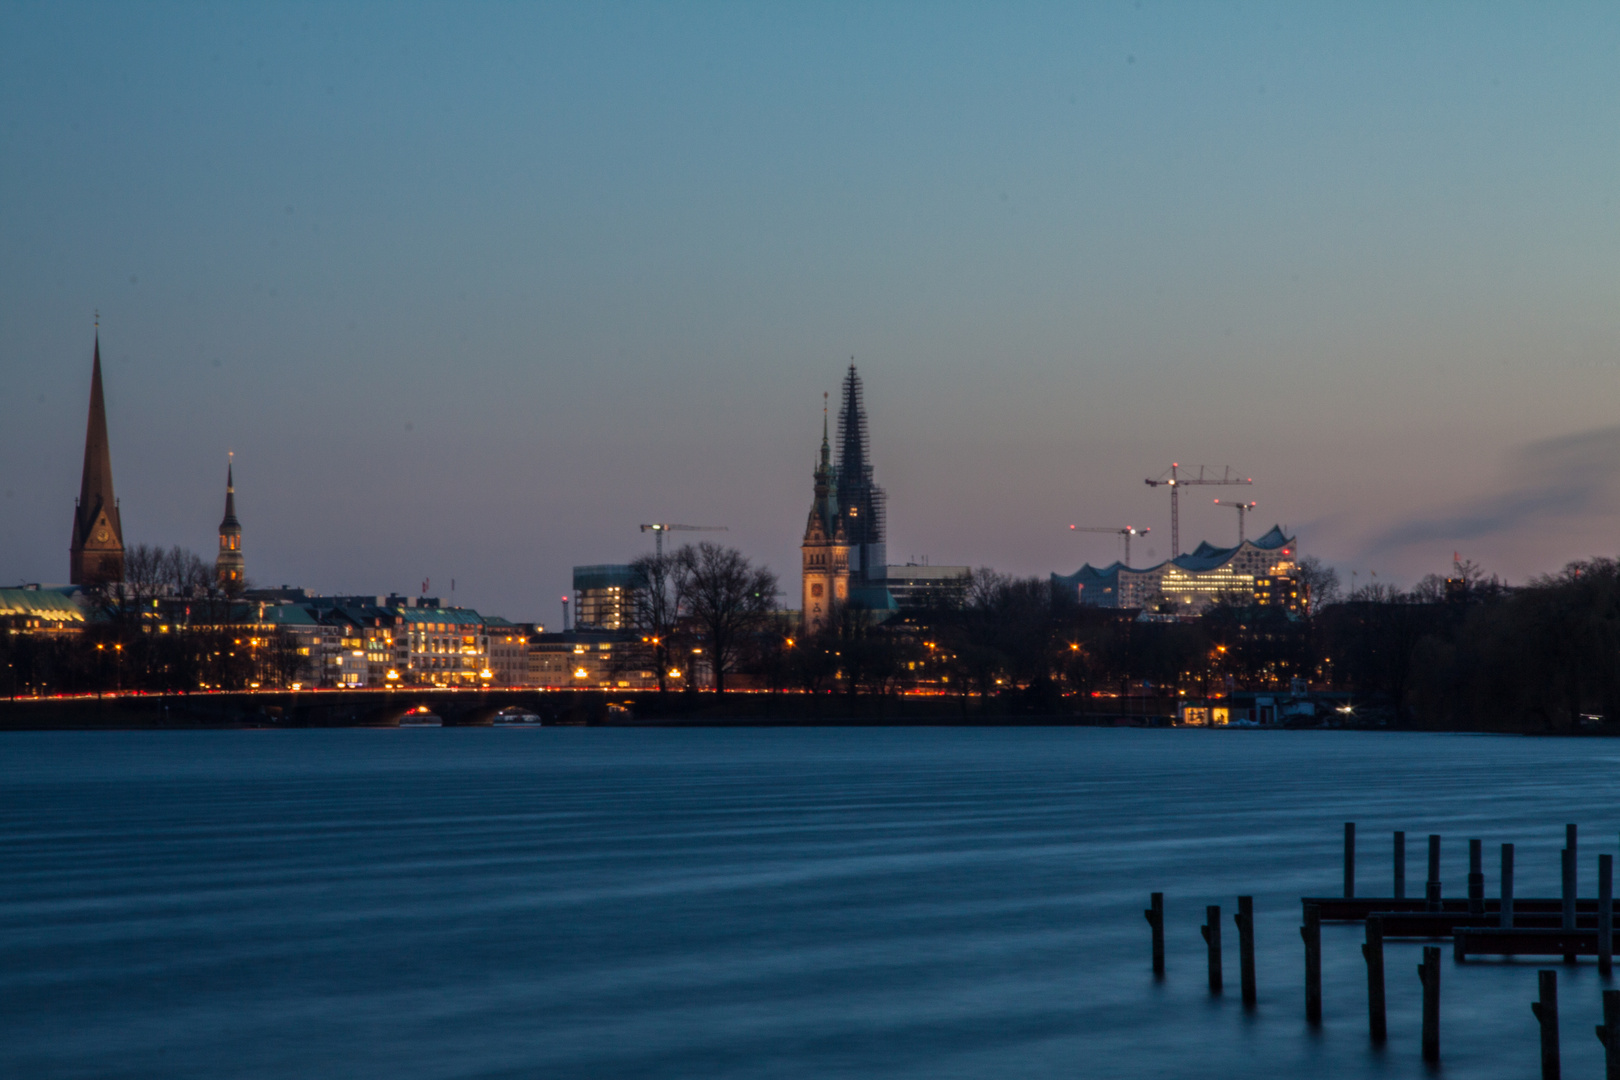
[
  {"x1": 801, "y1": 396, "x2": 849, "y2": 633},
  {"x1": 69, "y1": 331, "x2": 125, "y2": 585}
]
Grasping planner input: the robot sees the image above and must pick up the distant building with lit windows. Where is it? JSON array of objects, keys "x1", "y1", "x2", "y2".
[
  {"x1": 0, "y1": 586, "x2": 86, "y2": 635},
  {"x1": 1254, "y1": 572, "x2": 1307, "y2": 614},
  {"x1": 1053, "y1": 526, "x2": 1300, "y2": 613},
  {"x1": 527, "y1": 629, "x2": 657, "y2": 689},
  {"x1": 572, "y1": 565, "x2": 644, "y2": 631},
  {"x1": 261, "y1": 595, "x2": 501, "y2": 687}
]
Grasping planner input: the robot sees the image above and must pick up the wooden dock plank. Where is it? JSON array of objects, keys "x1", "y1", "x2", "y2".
[{"x1": 1454, "y1": 927, "x2": 1599, "y2": 960}]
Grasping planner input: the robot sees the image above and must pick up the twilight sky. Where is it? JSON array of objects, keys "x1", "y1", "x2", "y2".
[{"x1": 4, "y1": 2, "x2": 1620, "y2": 621}]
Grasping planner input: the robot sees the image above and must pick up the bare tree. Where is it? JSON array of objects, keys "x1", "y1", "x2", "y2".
[
  {"x1": 628, "y1": 553, "x2": 681, "y2": 695},
  {"x1": 1296, "y1": 556, "x2": 1341, "y2": 614},
  {"x1": 672, "y1": 542, "x2": 778, "y2": 693},
  {"x1": 162, "y1": 546, "x2": 213, "y2": 599}
]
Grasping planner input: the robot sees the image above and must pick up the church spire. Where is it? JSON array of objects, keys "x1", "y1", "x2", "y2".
[
  {"x1": 216, "y1": 453, "x2": 245, "y2": 592},
  {"x1": 70, "y1": 328, "x2": 125, "y2": 584}
]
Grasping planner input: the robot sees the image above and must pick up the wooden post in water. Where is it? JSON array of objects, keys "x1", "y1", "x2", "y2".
[
  {"x1": 1601, "y1": 854, "x2": 1614, "y2": 978},
  {"x1": 1302, "y1": 903, "x2": 1322, "y2": 1024},
  {"x1": 1502, "y1": 843, "x2": 1516, "y2": 929},
  {"x1": 1344, "y1": 822, "x2": 1356, "y2": 898},
  {"x1": 1427, "y1": 834, "x2": 1443, "y2": 913},
  {"x1": 1362, "y1": 915, "x2": 1386, "y2": 1043},
  {"x1": 1394, "y1": 830, "x2": 1406, "y2": 899},
  {"x1": 1531, "y1": 969, "x2": 1560, "y2": 1080},
  {"x1": 1468, "y1": 838, "x2": 1485, "y2": 916},
  {"x1": 1201, "y1": 905, "x2": 1223, "y2": 994},
  {"x1": 1564, "y1": 847, "x2": 1578, "y2": 964},
  {"x1": 1418, "y1": 945, "x2": 1441, "y2": 1064},
  {"x1": 1144, "y1": 892, "x2": 1165, "y2": 977},
  {"x1": 1234, "y1": 895, "x2": 1257, "y2": 1008},
  {"x1": 1595, "y1": 989, "x2": 1620, "y2": 1080}
]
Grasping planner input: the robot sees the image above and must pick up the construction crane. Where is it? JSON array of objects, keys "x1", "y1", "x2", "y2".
[
  {"x1": 1068, "y1": 525, "x2": 1150, "y2": 569},
  {"x1": 639, "y1": 523, "x2": 728, "y2": 558},
  {"x1": 1212, "y1": 499, "x2": 1258, "y2": 544},
  {"x1": 1144, "y1": 464, "x2": 1253, "y2": 557}
]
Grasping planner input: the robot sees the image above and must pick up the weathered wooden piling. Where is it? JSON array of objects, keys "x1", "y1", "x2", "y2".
[
  {"x1": 1344, "y1": 822, "x2": 1356, "y2": 898},
  {"x1": 1427, "y1": 834, "x2": 1443, "y2": 913},
  {"x1": 1418, "y1": 945, "x2": 1441, "y2": 1064},
  {"x1": 1468, "y1": 838, "x2": 1485, "y2": 916},
  {"x1": 1394, "y1": 830, "x2": 1406, "y2": 899},
  {"x1": 1564, "y1": 847, "x2": 1578, "y2": 963},
  {"x1": 1235, "y1": 895, "x2": 1257, "y2": 1008},
  {"x1": 1596, "y1": 988, "x2": 1620, "y2": 1080},
  {"x1": 1362, "y1": 915, "x2": 1386, "y2": 1043},
  {"x1": 1144, "y1": 892, "x2": 1165, "y2": 977},
  {"x1": 1601, "y1": 854, "x2": 1614, "y2": 977},
  {"x1": 1201, "y1": 904, "x2": 1223, "y2": 993},
  {"x1": 1302, "y1": 903, "x2": 1322, "y2": 1024},
  {"x1": 1531, "y1": 969, "x2": 1560, "y2": 1080},
  {"x1": 1502, "y1": 843, "x2": 1516, "y2": 930}
]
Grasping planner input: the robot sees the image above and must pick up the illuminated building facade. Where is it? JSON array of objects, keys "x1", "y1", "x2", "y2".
[
  {"x1": 800, "y1": 400, "x2": 850, "y2": 633},
  {"x1": 572, "y1": 565, "x2": 644, "y2": 631},
  {"x1": 1254, "y1": 572, "x2": 1307, "y2": 614},
  {"x1": 394, "y1": 606, "x2": 490, "y2": 685},
  {"x1": 1054, "y1": 526, "x2": 1300, "y2": 613},
  {"x1": 0, "y1": 587, "x2": 86, "y2": 635},
  {"x1": 484, "y1": 617, "x2": 530, "y2": 685},
  {"x1": 527, "y1": 629, "x2": 658, "y2": 689},
  {"x1": 261, "y1": 597, "x2": 497, "y2": 687}
]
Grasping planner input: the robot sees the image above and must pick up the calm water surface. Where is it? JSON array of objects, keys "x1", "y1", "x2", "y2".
[{"x1": 2, "y1": 728, "x2": 1618, "y2": 1079}]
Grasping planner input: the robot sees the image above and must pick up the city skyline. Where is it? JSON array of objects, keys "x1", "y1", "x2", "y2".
[{"x1": 7, "y1": 6, "x2": 1620, "y2": 619}]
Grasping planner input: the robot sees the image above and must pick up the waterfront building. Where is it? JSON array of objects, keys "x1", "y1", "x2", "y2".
[
  {"x1": 484, "y1": 617, "x2": 530, "y2": 685},
  {"x1": 527, "y1": 629, "x2": 657, "y2": 689},
  {"x1": 215, "y1": 458, "x2": 245, "y2": 592},
  {"x1": 572, "y1": 565, "x2": 644, "y2": 631},
  {"x1": 1054, "y1": 526, "x2": 1300, "y2": 613},
  {"x1": 69, "y1": 333, "x2": 125, "y2": 585},
  {"x1": 259, "y1": 596, "x2": 500, "y2": 687},
  {"x1": 389, "y1": 606, "x2": 491, "y2": 686}
]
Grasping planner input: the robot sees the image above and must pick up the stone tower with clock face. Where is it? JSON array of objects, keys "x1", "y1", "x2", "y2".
[
  {"x1": 216, "y1": 457, "x2": 245, "y2": 593},
  {"x1": 69, "y1": 332, "x2": 125, "y2": 585},
  {"x1": 801, "y1": 398, "x2": 849, "y2": 633}
]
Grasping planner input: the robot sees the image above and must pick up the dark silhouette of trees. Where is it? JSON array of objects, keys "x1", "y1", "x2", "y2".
[
  {"x1": 673, "y1": 542, "x2": 778, "y2": 693},
  {"x1": 628, "y1": 553, "x2": 680, "y2": 695}
]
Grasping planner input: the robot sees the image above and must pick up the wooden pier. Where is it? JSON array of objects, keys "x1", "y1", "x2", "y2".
[{"x1": 1143, "y1": 821, "x2": 1620, "y2": 1068}]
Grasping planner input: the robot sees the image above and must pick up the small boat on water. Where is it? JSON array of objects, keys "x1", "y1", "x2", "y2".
[
  {"x1": 493, "y1": 708, "x2": 542, "y2": 726},
  {"x1": 399, "y1": 708, "x2": 442, "y2": 728}
]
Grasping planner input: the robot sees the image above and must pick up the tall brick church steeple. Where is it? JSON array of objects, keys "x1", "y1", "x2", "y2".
[{"x1": 69, "y1": 330, "x2": 125, "y2": 584}]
